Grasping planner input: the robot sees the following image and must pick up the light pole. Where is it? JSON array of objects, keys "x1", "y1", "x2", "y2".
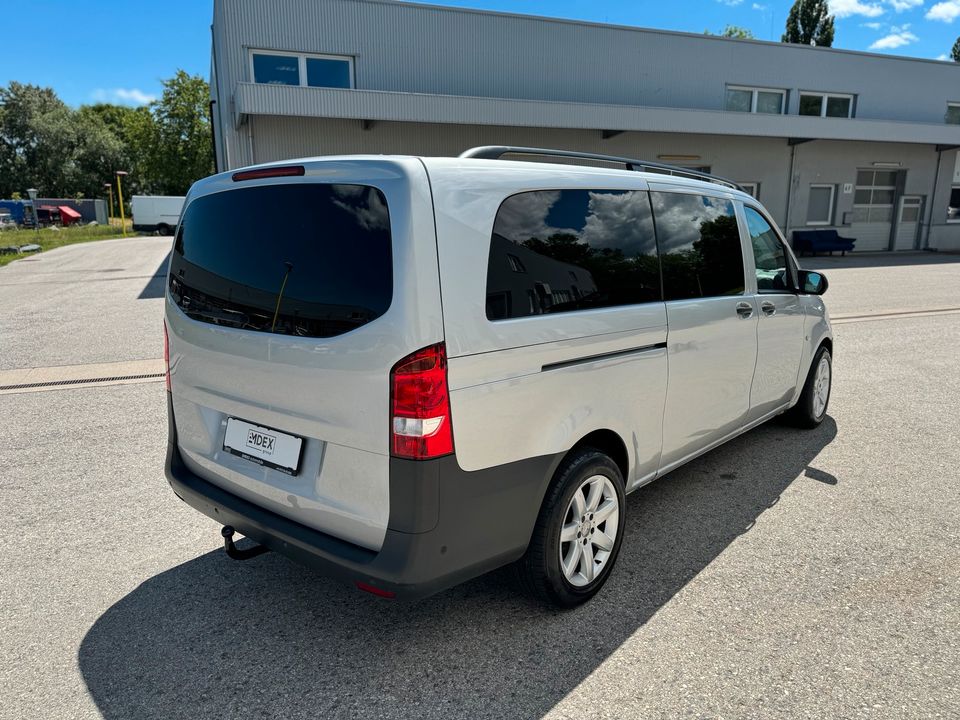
[
  {"x1": 26, "y1": 188, "x2": 39, "y2": 236},
  {"x1": 115, "y1": 171, "x2": 128, "y2": 237},
  {"x1": 103, "y1": 183, "x2": 114, "y2": 220}
]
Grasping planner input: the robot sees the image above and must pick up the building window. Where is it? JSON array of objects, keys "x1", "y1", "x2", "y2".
[
  {"x1": 306, "y1": 57, "x2": 352, "y2": 88},
  {"x1": 806, "y1": 184, "x2": 835, "y2": 226},
  {"x1": 252, "y1": 53, "x2": 301, "y2": 86},
  {"x1": 799, "y1": 92, "x2": 854, "y2": 118},
  {"x1": 946, "y1": 103, "x2": 960, "y2": 125},
  {"x1": 725, "y1": 86, "x2": 786, "y2": 115},
  {"x1": 506, "y1": 254, "x2": 526, "y2": 273},
  {"x1": 853, "y1": 170, "x2": 897, "y2": 223},
  {"x1": 948, "y1": 187, "x2": 960, "y2": 223},
  {"x1": 251, "y1": 51, "x2": 353, "y2": 89},
  {"x1": 900, "y1": 197, "x2": 922, "y2": 224},
  {"x1": 739, "y1": 182, "x2": 760, "y2": 199}
]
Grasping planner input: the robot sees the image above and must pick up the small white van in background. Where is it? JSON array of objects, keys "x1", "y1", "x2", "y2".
[
  {"x1": 132, "y1": 195, "x2": 185, "y2": 236},
  {"x1": 163, "y1": 147, "x2": 833, "y2": 607}
]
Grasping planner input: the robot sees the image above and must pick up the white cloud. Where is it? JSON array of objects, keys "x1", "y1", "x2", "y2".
[
  {"x1": 581, "y1": 192, "x2": 657, "y2": 254},
  {"x1": 927, "y1": 0, "x2": 960, "y2": 21},
  {"x1": 869, "y1": 24, "x2": 919, "y2": 47},
  {"x1": 886, "y1": 0, "x2": 923, "y2": 10},
  {"x1": 937, "y1": 52, "x2": 951, "y2": 58},
  {"x1": 89, "y1": 87, "x2": 156, "y2": 106},
  {"x1": 829, "y1": 0, "x2": 885, "y2": 17},
  {"x1": 716, "y1": 0, "x2": 744, "y2": 5},
  {"x1": 751, "y1": 2, "x2": 768, "y2": 8},
  {"x1": 862, "y1": 21, "x2": 884, "y2": 28},
  {"x1": 493, "y1": 191, "x2": 573, "y2": 242},
  {"x1": 649, "y1": 195, "x2": 732, "y2": 252}
]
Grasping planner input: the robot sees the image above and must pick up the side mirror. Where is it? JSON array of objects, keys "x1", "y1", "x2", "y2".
[{"x1": 798, "y1": 270, "x2": 828, "y2": 295}]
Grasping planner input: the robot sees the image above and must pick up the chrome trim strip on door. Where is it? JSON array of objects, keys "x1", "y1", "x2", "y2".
[{"x1": 541, "y1": 342, "x2": 668, "y2": 372}]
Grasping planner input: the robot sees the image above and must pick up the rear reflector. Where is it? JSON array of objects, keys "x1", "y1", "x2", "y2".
[
  {"x1": 355, "y1": 581, "x2": 396, "y2": 598},
  {"x1": 390, "y1": 343, "x2": 454, "y2": 460},
  {"x1": 162, "y1": 320, "x2": 171, "y2": 392},
  {"x1": 232, "y1": 165, "x2": 305, "y2": 182}
]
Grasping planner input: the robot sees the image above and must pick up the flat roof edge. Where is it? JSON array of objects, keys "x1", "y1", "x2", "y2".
[{"x1": 234, "y1": 84, "x2": 960, "y2": 146}]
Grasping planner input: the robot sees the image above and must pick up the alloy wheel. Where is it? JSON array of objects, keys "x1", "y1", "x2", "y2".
[
  {"x1": 813, "y1": 355, "x2": 831, "y2": 418},
  {"x1": 559, "y1": 474, "x2": 620, "y2": 587}
]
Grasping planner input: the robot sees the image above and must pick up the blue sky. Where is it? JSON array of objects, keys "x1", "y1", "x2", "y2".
[{"x1": 3, "y1": 0, "x2": 959, "y2": 107}]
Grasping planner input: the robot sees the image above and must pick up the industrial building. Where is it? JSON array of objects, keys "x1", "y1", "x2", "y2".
[{"x1": 209, "y1": 0, "x2": 960, "y2": 251}]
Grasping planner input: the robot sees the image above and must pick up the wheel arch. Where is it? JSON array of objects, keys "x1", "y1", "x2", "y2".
[
  {"x1": 819, "y1": 336, "x2": 833, "y2": 357},
  {"x1": 568, "y1": 429, "x2": 629, "y2": 483}
]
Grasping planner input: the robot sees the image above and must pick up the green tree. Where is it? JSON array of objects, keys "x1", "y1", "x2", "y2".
[
  {"x1": 0, "y1": 82, "x2": 125, "y2": 198},
  {"x1": 0, "y1": 71, "x2": 213, "y2": 203},
  {"x1": 951, "y1": 36, "x2": 960, "y2": 62},
  {"x1": 782, "y1": 0, "x2": 835, "y2": 47},
  {"x1": 77, "y1": 102, "x2": 153, "y2": 197},
  {"x1": 705, "y1": 25, "x2": 756, "y2": 39},
  {"x1": 0, "y1": 82, "x2": 70, "y2": 196},
  {"x1": 69, "y1": 109, "x2": 126, "y2": 198},
  {"x1": 146, "y1": 70, "x2": 214, "y2": 194}
]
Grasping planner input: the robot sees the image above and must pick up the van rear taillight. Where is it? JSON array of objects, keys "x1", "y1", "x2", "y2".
[
  {"x1": 232, "y1": 165, "x2": 305, "y2": 182},
  {"x1": 390, "y1": 343, "x2": 454, "y2": 460},
  {"x1": 163, "y1": 321, "x2": 171, "y2": 392}
]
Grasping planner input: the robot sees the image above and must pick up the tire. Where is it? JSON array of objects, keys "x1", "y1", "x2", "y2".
[
  {"x1": 517, "y1": 448, "x2": 626, "y2": 608},
  {"x1": 156, "y1": 224, "x2": 170, "y2": 236},
  {"x1": 786, "y1": 345, "x2": 832, "y2": 429}
]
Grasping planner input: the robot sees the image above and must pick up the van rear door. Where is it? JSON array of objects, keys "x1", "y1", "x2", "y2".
[{"x1": 165, "y1": 159, "x2": 442, "y2": 551}]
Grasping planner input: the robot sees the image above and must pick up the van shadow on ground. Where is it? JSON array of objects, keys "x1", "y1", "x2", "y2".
[
  {"x1": 137, "y1": 252, "x2": 169, "y2": 299},
  {"x1": 78, "y1": 417, "x2": 837, "y2": 720}
]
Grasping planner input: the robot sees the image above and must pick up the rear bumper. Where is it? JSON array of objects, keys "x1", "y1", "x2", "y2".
[{"x1": 164, "y1": 396, "x2": 559, "y2": 600}]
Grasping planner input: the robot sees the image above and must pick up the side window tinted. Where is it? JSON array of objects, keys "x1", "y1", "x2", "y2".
[
  {"x1": 650, "y1": 192, "x2": 745, "y2": 300},
  {"x1": 486, "y1": 190, "x2": 661, "y2": 320},
  {"x1": 744, "y1": 206, "x2": 793, "y2": 293}
]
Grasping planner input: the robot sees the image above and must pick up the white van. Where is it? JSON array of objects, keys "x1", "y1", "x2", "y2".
[
  {"x1": 132, "y1": 195, "x2": 186, "y2": 236},
  {"x1": 163, "y1": 147, "x2": 832, "y2": 607}
]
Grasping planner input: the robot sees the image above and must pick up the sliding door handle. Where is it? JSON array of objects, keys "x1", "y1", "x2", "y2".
[
  {"x1": 760, "y1": 301, "x2": 777, "y2": 316},
  {"x1": 736, "y1": 302, "x2": 754, "y2": 319}
]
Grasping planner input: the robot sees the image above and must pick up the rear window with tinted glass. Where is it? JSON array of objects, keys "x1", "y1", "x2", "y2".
[
  {"x1": 486, "y1": 189, "x2": 661, "y2": 320},
  {"x1": 169, "y1": 183, "x2": 392, "y2": 338}
]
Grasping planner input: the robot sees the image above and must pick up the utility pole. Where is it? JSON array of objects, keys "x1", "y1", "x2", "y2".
[
  {"x1": 104, "y1": 183, "x2": 114, "y2": 220},
  {"x1": 115, "y1": 171, "x2": 129, "y2": 237},
  {"x1": 26, "y1": 188, "x2": 39, "y2": 236}
]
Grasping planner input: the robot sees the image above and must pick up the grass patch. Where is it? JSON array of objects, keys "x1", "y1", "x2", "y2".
[{"x1": 0, "y1": 221, "x2": 133, "y2": 268}]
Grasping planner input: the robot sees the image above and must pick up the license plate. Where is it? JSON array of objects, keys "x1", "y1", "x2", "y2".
[{"x1": 223, "y1": 418, "x2": 304, "y2": 476}]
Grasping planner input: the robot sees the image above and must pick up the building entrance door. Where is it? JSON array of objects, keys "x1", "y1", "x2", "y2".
[
  {"x1": 894, "y1": 195, "x2": 923, "y2": 251},
  {"x1": 850, "y1": 169, "x2": 898, "y2": 251}
]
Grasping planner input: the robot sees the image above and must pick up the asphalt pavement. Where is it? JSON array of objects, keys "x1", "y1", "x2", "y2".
[{"x1": 1, "y1": 241, "x2": 958, "y2": 719}]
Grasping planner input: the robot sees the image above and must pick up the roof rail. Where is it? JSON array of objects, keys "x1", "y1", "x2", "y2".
[{"x1": 458, "y1": 146, "x2": 744, "y2": 192}]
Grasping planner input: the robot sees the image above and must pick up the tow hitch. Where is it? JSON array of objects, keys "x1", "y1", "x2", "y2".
[{"x1": 221, "y1": 525, "x2": 271, "y2": 561}]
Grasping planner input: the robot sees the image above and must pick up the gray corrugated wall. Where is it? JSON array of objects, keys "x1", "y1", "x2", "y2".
[
  {"x1": 211, "y1": 0, "x2": 960, "y2": 251},
  {"x1": 248, "y1": 116, "x2": 793, "y2": 221},
  {"x1": 246, "y1": 116, "x2": 960, "y2": 250},
  {"x1": 214, "y1": 0, "x2": 960, "y2": 124}
]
